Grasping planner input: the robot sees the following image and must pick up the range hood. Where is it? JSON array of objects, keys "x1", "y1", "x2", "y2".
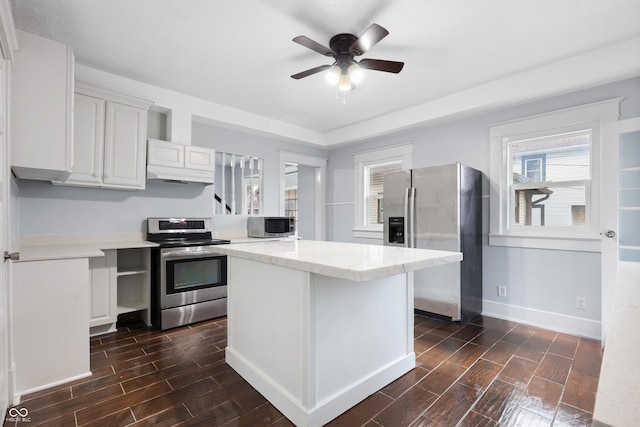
[
  {"x1": 146, "y1": 139, "x2": 215, "y2": 185},
  {"x1": 146, "y1": 164, "x2": 214, "y2": 184}
]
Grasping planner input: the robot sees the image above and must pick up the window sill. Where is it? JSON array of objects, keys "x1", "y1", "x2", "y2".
[
  {"x1": 489, "y1": 233, "x2": 601, "y2": 252},
  {"x1": 353, "y1": 228, "x2": 383, "y2": 240}
]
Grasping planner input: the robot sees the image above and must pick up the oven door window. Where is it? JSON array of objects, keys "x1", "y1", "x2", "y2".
[{"x1": 166, "y1": 255, "x2": 227, "y2": 294}]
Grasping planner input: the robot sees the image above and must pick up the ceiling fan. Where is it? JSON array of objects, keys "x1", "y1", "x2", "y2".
[{"x1": 291, "y1": 23, "x2": 404, "y2": 92}]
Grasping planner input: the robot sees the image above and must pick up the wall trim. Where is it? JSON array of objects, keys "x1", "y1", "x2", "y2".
[{"x1": 482, "y1": 299, "x2": 601, "y2": 340}]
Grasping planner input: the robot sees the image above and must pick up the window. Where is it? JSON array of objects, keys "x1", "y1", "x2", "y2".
[
  {"x1": 490, "y1": 98, "x2": 622, "y2": 251},
  {"x1": 354, "y1": 143, "x2": 412, "y2": 239},
  {"x1": 366, "y1": 162, "x2": 401, "y2": 225}
]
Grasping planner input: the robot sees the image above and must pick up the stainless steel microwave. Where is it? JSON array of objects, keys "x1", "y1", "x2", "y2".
[{"x1": 247, "y1": 216, "x2": 296, "y2": 238}]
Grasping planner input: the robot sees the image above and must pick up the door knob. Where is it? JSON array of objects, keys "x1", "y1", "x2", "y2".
[
  {"x1": 3, "y1": 251, "x2": 19, "y2": 261},
  {"x1": 604, "y1": 230, "x2": 616, "y2": 238}
]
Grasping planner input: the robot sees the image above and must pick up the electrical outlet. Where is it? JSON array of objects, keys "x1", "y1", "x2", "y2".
[
  {"x1": 576, "y1": 296, "x2": 586, "y2": 310},
  {"x1": 497, "y1": 286, "x2": 507, "y2": 298}
]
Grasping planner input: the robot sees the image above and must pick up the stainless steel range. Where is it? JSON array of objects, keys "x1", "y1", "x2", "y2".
[{"x1": 147, "y1": 217, "x2": 230, "y2": 330}]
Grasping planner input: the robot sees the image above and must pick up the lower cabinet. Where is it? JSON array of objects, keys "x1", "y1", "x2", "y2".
[
  {"x1": 12, "y1": 258, "x2": 91, "y2": 396},
  {"x1": 89, "y1": 248, "x2": 150, "y2": 336}
]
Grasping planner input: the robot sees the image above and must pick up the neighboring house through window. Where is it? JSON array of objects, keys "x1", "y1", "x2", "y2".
[{"x1": 489, "y1": 98, "x2": 622, "y2": 251}]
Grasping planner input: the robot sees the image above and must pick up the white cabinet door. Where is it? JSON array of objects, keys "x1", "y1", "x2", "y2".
[
  {"x1": 185, "y1": 145, "x2": 215, "y2": 171},
  {"x1": 63, "y1": 93, "x2": 105, "y2": 186},
  {"x1": 57, "y1": 81, "x2": 152, "y2": 190},
  {"x1": 10, "y1": 30, "x2": 74, "y2": 181},
  {"x1": 89, "y1": 250, "x2": 117, "y2": 329},
  {"x1": 12, "y1": 259, "x2": 90, "y2": 395},
  {"x1": 103, "y1": 101, "x2": 148, "y2": 189},
  {"x1": 148, "y1": 138, "x2": 185, "y2": 168}
]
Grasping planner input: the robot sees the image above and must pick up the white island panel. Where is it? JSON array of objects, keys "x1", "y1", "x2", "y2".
[
  {"x1": 227, "y1": 258, "x2": 307, "y2": 404},
  {"x1": 226, "y1": 257, "x2": 416, "y2": 427},
  {"x1": 313, "y1": 272, "x2": 411, "y2": 404}
]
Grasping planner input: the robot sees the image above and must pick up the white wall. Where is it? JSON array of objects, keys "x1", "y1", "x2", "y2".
[{"x1": 325, "y1": 76, "x2": 640, "y2": 338}]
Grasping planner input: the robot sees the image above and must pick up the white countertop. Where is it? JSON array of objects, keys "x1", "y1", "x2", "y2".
[
  {"x1": 593, "y1": 261, "x2": 640, "y2": 426},
  {"x1": 12, "y1": 233, "x2": 159, "y2": 262},
  {"x1": 214, "y1": 239, "x2": 462, "y2": 282}
]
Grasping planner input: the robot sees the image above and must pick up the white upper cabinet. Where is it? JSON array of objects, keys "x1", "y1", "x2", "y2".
[
  {"x1": 58, "y1": 81, "x2": 153, "y2": 190},
  {"x1": 11, "y1": 30, "x2": 74, "y2": 181}
]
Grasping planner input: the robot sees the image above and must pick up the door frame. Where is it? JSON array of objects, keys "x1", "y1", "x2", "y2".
[
  {"x1": 601, "y1": 116, "x2": 640, "y2": 344},
  {"x1": 0, "y1": 0, "x2": 17, "y2": 413},
  {"x1": 279, "y1": 151, "x2": 327, "y2": 241}
]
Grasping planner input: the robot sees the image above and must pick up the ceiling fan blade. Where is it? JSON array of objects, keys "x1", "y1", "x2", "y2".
[
  {"x1": 358, "y1": 58, "x2": 404, "y2": 73},
  {"x1": 350, "y1": 23, "x2": 389, "y2": 55},
  {"x1": 291, "y1": 64, "x2": 332, "y2": 79},
  {"x1": 292, "y1": 36, "x2": 334, "y2": 57}
]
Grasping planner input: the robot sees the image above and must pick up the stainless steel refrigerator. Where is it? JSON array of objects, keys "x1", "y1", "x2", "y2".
[{"x1": 383, "y1": 163, "x2": 482, "y2": 324}]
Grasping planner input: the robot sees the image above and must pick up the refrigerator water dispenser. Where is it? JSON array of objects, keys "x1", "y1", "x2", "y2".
[{"x1": 388, "y1": 217, "x2": 405, "y2": 244}]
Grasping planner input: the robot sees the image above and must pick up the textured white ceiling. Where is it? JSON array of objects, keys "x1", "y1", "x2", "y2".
[{"x1": 10, "y1": 0, "x2": 640, "y2": 145}]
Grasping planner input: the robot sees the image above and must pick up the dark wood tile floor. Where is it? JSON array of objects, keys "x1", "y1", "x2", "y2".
[{"x1": 3, "y1": 314, "x2": 602, "y2": 426}]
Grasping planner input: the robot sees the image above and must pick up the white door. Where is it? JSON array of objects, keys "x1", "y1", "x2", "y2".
[
  {"x1": 601, "y1": 117, "x2": 640, "y2": 344},
  {"x1": 0, "y1": 59, "x2": 10, "y2": 416}
]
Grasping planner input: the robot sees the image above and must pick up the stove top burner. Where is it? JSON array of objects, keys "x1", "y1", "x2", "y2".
[
  {"x1": 146, "y1": 217, "x2": 230, "y2": 248},
  {"x1": 151, "y1": 237, "x2": 230, "y2": 248}
]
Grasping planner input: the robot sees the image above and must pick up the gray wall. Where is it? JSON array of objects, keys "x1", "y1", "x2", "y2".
[
  {"x1": 325, "y1": 76, "x2": 640, "y2": 324},
  {"x1": 13, "y1": 122, "x2": 327, "y2": 236}
]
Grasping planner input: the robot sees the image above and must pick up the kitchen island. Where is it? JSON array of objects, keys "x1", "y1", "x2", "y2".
[{"x1": 214, "y1": 240, "x2": 462, "y2": 427}]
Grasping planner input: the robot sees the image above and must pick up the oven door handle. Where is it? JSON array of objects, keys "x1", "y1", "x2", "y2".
[{"x1": 160, "y1": 249, "x2": 225, "y2": 260}]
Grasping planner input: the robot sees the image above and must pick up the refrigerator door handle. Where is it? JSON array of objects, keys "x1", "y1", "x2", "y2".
[
  {"x1": 403, "y1": 188, "x2": 410, "y2": 248},
  {"x1": 408, "y1": 187, "x2": 416, "y2": 248}
]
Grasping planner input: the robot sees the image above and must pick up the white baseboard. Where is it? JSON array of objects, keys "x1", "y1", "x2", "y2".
[
  {"x1": 226, "y1": 347, "x2": 415, "y2": 427},
  {"x1": 14, "y1": 371, "x2": 92, "y2": 403},
  {"x1": 482, "y1": 299, "x2": 601, "y2": 340}
]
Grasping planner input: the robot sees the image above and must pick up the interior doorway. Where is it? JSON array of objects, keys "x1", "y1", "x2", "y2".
[
  {"x1": 279, "y1": 152, "x2": 327, "y2": 241},
  {"x1": 284, "y1": 163, "x2": 319, "y2": 240}
]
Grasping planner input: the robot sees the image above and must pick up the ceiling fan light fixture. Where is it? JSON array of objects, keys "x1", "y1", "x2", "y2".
[
  {"x1": 338, "y1": 72, "x2": 352, "y2": 92},
  {"x1": 325, "y1": 64, "x2": 341, "y2": 85},
  {"x1": 347, "y1": 63, "x2": 364, "y2": 84},
  {"x1": 292, "y1": 23, "x2": 403, "y2": 95}
]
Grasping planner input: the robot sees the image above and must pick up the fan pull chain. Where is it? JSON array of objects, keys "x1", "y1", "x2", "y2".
[{"x1": 334, "y1": 87, "x2": 348, "y2": 104}]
